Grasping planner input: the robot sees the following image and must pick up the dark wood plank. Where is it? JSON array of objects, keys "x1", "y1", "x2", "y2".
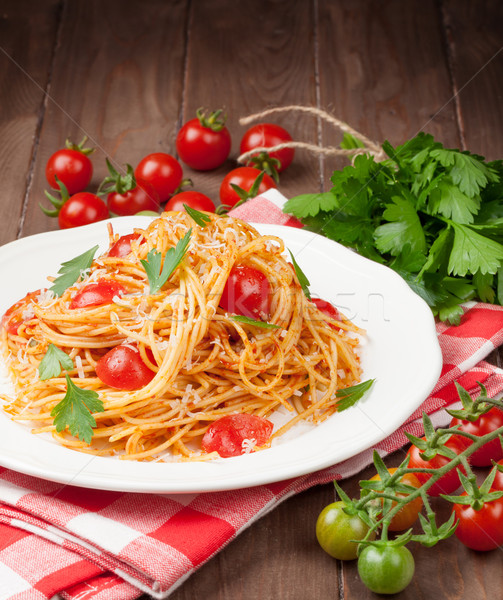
[
  {"x1": 442, "y1": 0, "x2": 503, "y2": 160},
  {"x1": 317, "y1": 0, "x2": 460, "y2": 187},
  {"x1": 181, "y1": 0, "x2": 321, "y2": 204},
  {"x1": 0, "y1": 0, "x2": 60, "y2": 246},
  {"x1": 21, "y1": 0, "x2": 189, "y2": 238},
  {"x1": 169, "y1": 483, "x2": 340, "y2": 600}
]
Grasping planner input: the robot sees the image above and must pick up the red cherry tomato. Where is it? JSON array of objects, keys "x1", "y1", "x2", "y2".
[
  {"x1": 108, "y1": 233, "x2": 143, "y2": 258},
  {"x1": 219, "y1": 265, "x2": 271, "y2": 320},
  {"x1": 46, "y1": 147, "x2": 93, "y2": 194},
  {"x1": 58, "y1": 193, "x2": 109, "y2": 229},
  {"x1": 134, "y1": 153, "x2": 183, "y2": 203},
  {"x1": 1, "y1": 290, "x2": 42, "y2": 335},
  {"x1": 95, "y1": 344, "x2": 155, "y2": 391},
  {"x1": 219, "y1": 167, "x2": 276, "y2": 208},
  {"x1": 406, "y1": 435, "x2": 470, "y2": 496},
  {"x1": 312, "y1": 298, "x2": 341, "y2": 322},
  {"x1": 201, "y1": 413, "x2": 273, "y2": 457},
  {"x1": 492, "y1": 461, "x2": 503, "y2": 491},
  {"x1": 164, "y1": 191, "x2": 215, "y2": 212},
  {"x1": 369, "y1": 468, "x2": 423, "y2": 531},
  {"x1": 450, "y1": 407, "x2": 503, "y2": 466},
  {"x1": 453, "y1": 494, "x2": 503, "y2": 551},
  {"x1": 107, "y1": 178, "x2": 160, "y2": 216},
  {"x1": 70, "y1": 280, "x2": 126, "y2": 309},
  {"x1": 240, "y1": 123, "x2": 294, "y2": 172},
  {"x1": 176, "y1": 110, "x2": 231, "y2": 171}
]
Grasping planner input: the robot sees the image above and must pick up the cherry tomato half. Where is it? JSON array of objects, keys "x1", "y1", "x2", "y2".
[
  {"x1": 95, "y1": 344, "x2": 155, "y2": 391},
  {"x1": 107, "y1": 178, "x2": 160, "y2": 216},
  {"x1": 1, "y1": 290, "x2": 42, "y2": 335},
  {"x1": 164, "y1": 191, "x2": 215, "y2": 212},
  {"x1": 219, "y1": 166, "x2": 276, "y2": 208},
  {"x1": 46, "y1": 147, "x2": 93, "y2": 194},
  {"x1": 176, "y1": 110, "x2": 231, "y2": 171},
  {"x1": 108, "y1": 233, "x2": 143, "y2": 258},
  {"x1": 240, "y1": 123, "x2": 294, "y2": 172},
  {"x1": 219, "y1": 265, "x2": 271, "y2": 320},
  {"x1": 201, "y1": 413, "x2": 273, "y2": 457},
  {"x1": 70, "y1": 280, "x2": 126, "y2": 310},
  {"x1": 58, "y1": 193, "x2": 109, "y2": 229},
  {"x1": 312, "y1": 298, "x2": 341, "y2": 322},
  {"x1": 406, "y1": 435, "x2": 470, "y2": 496},
  {"x1": 316, "y1": 501, "x2": 374, "y2": 560},
  {"x1": 369, "y1": 468, "x2": 423, "y2": 531},
  {"x1": 453, "y1": 494, "x2": 503, "y2": 551},
  {"x1": 134, "y1": 153, "x2": 183, "y2": 203},
  {"x1": 450, "y1": 407, "x2": 503, "y2": 466}
]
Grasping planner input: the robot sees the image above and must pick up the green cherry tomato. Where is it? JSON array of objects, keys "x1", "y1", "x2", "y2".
[
  {"x1": 357, "y1": 545, "x2": 415, "y2": 595},
  {"x1": 316, "y1": 501, "x2": 373, "y2": 560}
]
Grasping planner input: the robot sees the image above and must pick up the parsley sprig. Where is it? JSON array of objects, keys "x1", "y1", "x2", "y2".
[
  {"x1": 38, "y1": 343, "x2": 74, "y2": 380},
  {"x1": 51, "y1": 374, "x2": 104, "y2": 444},
  {"x1": 50, "y1": 245, "x2": 99, "y2": 296},
  {"x1": 284, "y1": 133, "x2": 503, "y2": 324},
  {"x1": 141, "y1": 229, "x2": 192, "y2": 294}
]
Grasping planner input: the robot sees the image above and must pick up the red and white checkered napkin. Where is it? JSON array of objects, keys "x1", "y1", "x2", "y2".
[{"x1": 1, "y1": 193, "x2": 503, "y2": 600}]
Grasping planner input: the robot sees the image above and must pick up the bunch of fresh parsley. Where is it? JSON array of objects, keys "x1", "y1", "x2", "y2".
[{"x1": 284, "y1": 133, "x2": 503, "y2": 324}]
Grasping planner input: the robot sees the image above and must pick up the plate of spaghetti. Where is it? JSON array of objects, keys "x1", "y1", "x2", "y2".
[{"x1": 0, "y1": 211, "x2": 441, "y2": 493}]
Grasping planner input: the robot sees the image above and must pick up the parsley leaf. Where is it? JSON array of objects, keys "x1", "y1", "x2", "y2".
[
  {"x1": 38, "y1": 344, "x2": 74, "y2": 380},
  {"x1": 335, "y1": 379, "x2": 375, "y2": 412},
  {"x1": 50, "y1": 245, "x2": 99, "y2": 296},
  {"x1": 374, "y1": 196, "x2": 426, "y2": 256},
  {"x1": 283, "y1": 192, "x2": 338, "y2": 218},
  {"x1": 230, "y1": 315, "x2": 280, "y2": 329},
  {"x1": 449, "y1": 223, "x2": 503, "y2": 276},
  {"x1": 288, "y1": 250, "x2": 311, "y2": 299},
  {"x1": 141, "y1": 229, "x2": 191, "y2": 294},
  {"x1": 184, "y1": 204, "x2": 211, "y2": 227},
  {"x1": 51, "y1": 374, "x2": 104, "y2": 444}
]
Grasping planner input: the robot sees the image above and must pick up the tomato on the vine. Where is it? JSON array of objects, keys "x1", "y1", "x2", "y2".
[
  {"x1": 357, "y1": 544, "x2": 415, "y2": 595},
  {"x1": 58, "y1": 192, "x2": 109, "y2": 229},
  {"x1": 219, "y1": 265, "x2": 271, "y2": 320},
  {"x1": 134, "y1": 153, "x2": 183, "y2": 203},
  {"x1": 316, "y1": 501, "x2": 374, "y2": 560},
  {"x1": 369, "y1": 468, "x2": 423, "y2": 531},
  {"x1": 70, "y1": 280, "x2": 126, "y2": 310},
  {"x1": 165, "y1": 191, "x2": 215, "y2": 213},
  {"x1": 450, "y1": 407, "x2": 503, "y2": 466},
  {"x1": 201, "y1": 414, "x2": 273, "y2": 458},
  {"x1": 95, "y1": 344, "x2": 156, "y2": 391},
  {"x1": 176, "y1": 108, "x2": 231, "y2": 171},
  {"x1": 406, "y1": 435, "x2": 470, "y2": 496},
  {"x1": 46, "y1": 138, "x2": 94, "y2": 194},
  {"x1": 219, "y1": 166, "x2": 276, "y2": 208},
  {"x1": 240, "y1": 123, "x2": 294, "y2": 172},
  {"x1": 492, "y1": 461, "x2": 503, "y2": 491},
  {"x1": 453, "y1": 494, "x2": 503, "y2": 551}
]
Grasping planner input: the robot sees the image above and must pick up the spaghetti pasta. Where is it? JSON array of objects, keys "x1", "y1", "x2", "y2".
[{"x1": 0, "y1": 212, "x2": 363, "y2": 461}]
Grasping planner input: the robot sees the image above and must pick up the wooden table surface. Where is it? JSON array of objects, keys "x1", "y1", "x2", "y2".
[{"x1": 1, "y1": 1, "x2": 502, "y2": 598}]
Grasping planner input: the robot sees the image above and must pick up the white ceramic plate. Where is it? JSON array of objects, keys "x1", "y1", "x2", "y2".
[{"x1": 0, "y1": 217, "x2": 442, "y2": 493}]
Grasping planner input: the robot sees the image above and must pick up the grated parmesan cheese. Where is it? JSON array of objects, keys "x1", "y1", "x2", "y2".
[{"x1": 75, "y1": 355, "x2": 85, "y2": 379}]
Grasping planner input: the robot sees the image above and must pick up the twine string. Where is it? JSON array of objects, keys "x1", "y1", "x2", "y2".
[{"x1": 237, "y1": 105, "x2": 386, "y2": 164}]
